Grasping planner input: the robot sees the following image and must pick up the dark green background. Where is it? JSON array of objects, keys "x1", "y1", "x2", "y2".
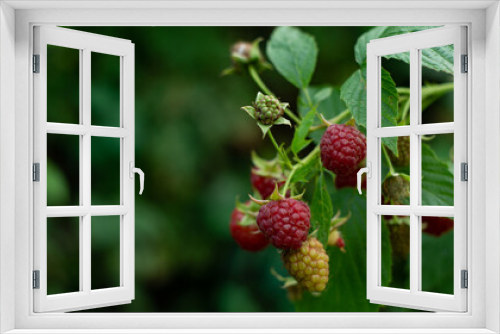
[{"x1": 45, "y1": 26, "x2": 454, "y2": 312}]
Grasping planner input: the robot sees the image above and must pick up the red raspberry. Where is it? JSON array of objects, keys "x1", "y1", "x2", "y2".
[
  {"x1": 251, "y1": 168, "x2": 285, "y2": 199},
  {"x1": 335, "y1": 168, "x2": 366, "y2": 190},
  {"x1": 229, "y1": 207, "x2": 269, "y2": 252},
  {"x1": 422, "y1": 217, "x2": 454, "y2": 237},
  {"x1": 257, "y1": 199, "x2": 310, "y2": 249},
  {"x1": 320, "y1": 124, "x2": 366, "y2": 176}
]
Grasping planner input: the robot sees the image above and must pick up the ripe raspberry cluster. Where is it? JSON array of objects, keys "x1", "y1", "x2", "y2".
[
  {"x1": 256, "y1": 199, "x2": 310, "y2": 249},
  {"x1": 282, "y1": 237, "x2": 329, "y2": 292},
  {"x1": 320, "y1": 124, "x2": 367, "y2": 176}
]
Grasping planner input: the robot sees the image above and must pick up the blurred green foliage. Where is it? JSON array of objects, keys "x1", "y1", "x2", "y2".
[
  {"x1": 45, "y1": 26, "x2": 454, "y2": 313},
  {"x1": 47, "y1": 26, "x2": 369, "y2": 312}
]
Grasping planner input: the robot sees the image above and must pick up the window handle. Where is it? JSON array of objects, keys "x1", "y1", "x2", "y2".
[
  {"x1": 357, "y1": 162, "x2": 371, "y2": 195},
  {"x1": 129, "y1": 162, "x2": 144, "y2": 195}
]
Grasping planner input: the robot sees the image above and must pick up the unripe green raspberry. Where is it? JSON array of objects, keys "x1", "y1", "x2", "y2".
[
  {"x1": 282, "y1": 237, "x2": 329, "y2": 293},
  {"x1": 253, "y1": 95, "x2": 284, "y2": 125},
  {"x1": 382, "y1": 175, "x2": 410, "y2": 205}
]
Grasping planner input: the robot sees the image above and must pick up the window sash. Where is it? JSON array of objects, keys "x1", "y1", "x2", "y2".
[
  {"x1": 33, "y1": 26, "x2": 135, "y2": 313},
  {"x1": 366, "y1": 26, "x2": 467, "y2": 312}
]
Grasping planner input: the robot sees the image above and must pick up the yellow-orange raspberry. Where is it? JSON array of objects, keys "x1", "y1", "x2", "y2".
[{"x1": 282, "y1": 237, "x2": 329, "y2": 292}]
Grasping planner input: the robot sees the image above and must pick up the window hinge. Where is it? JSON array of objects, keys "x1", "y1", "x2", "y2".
[
  {"x1": 461, "y1": 54, "x2": 468, "y2": 73},
  {"x1": 461, "y1": 162, "x2": 468, "y2": 181},
  {"x1": 33, "y1": 270, "x2": 40, "y2": 289},
  {"x1": 33, "y1": 163, "x2": 40, "y2": 182},
  {"x1": 461, "y1": 270, "x2": 468, "y2": 289},
  {"x1": 33, "y1": 54, "x2": 40, "y2": 73}
]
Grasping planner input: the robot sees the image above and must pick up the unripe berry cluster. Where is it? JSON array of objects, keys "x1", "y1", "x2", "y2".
[{"x1": 254, "y1": 95, "x2": 284, "y2": 125}]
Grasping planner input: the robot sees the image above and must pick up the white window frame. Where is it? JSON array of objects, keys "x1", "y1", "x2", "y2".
[
  {"x1": 0, "y1": 1, "x2": 499, "y2": 333},
  {"x1": 366, "y1": 26, "x2": 468, "y2": 312},
  {"x1": 33, "y1": 26, "x2": 135, "y2": 313}
]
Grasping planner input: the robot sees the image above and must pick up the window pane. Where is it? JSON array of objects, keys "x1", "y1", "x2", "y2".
[
  {"x1": 421, "y1": 216, "x2": 454, "y2": 294},
  {"x1": 47, "y1": 45, "x2": 80, "y2": 124},
  {"x1": 421, "y1": 134, "x2": 454, "y2": 206},
  {"x1": 91, "y1": 137, "x2": 121, "y2": 205},
  {"x1": 381, "y1": 52, "x2": 409, "y2": 127},
  {"x1": 382, "y1": 136, "x2": 410, "y2": 205},
  {"x1": 91, "y1": 52, "x2": 120, "y2": 127},
  {"x1": 91, "y1": 216, "x2": 121, "y2": 290},
  {"x1": 382, "y1": 215, "x2": 410, "y2": 290},
  {"x1": 47, "y1": 217, "x2": 80, "y2": 295},
  {"x1": 47, "y1": 134, "x2": 80, "y2": 206},
  {"x1": 421, "y1": 45, "x2": 454, "y2": 124}
]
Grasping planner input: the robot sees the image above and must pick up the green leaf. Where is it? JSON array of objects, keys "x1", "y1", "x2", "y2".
[
  {"x1": 291, "y1": 109, "x2": 316, "y2": 155},
  {"x1": 298, "y1": 86, "x2": 348, "y2": 145},
  {"x1": 266, "y1": 26, "x2": 318, "y2": 89},
  {"x1": 421, "y1": 144, "x2": 454, "y2": 206},
  {"x1": 310, "y1": 172, "x2": 333, "y2": 247},
  {"x1": 313, "y1": 86, "x2": 333, "y2": 103},
  {"x1": 421, "y1": 231, "x2": 454, "y2": 294},
  {"x1": 298, "y1": 85, "x2": 345, "y2": 119},
  {"x1": 388, "y1": 44, "x2": 454, "y2": 75},
  {"x1": 340, "y1": 66, "x2": 398, "y2": 155},
  {"x1": 355, "y1": 26, "x2": 437, "y2": 65},
  {"x1": 355, "y1": 26, "x2": 453, "y2": 74},
  {"x1": 295, "y1": 188, "x2": 392, "y2": 311}
]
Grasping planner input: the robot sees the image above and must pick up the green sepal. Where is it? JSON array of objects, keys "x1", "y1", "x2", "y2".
[
  {"x1": 257, "y1": 122, "x2": 273, "y2": 138},
  {"x1": 238, "y1": 214, "x2": 257, "y2": 227},
  {"x1": 273, "y1": 116, "x2": 292, "y2": 127},
  {"x1": 250, "y1": 37, "x2": 264, "y2": 61},
  {"x1": 241, "y1": 106, "x2": 256, "y2": 120},
  {"x1": 345, "y1": 118, "x2": 356, "y2": 127},
  {"x1": 289, "y1": 190, "x2": 305, "y2": 201},
  {"x1": 270, "y1": 268, "x2": 299, "y2": 289},
  {"x1": 269, "y1": 184, "x2": 285, "y2": 201},
  {"x1": 329, "y1": 210, "x2": 351, "y2": 230},
  {"x1": 232, "y1": 53, "x2": 250, "y2": 64},
  {"x1": 255, "y1": 91, "x2": 266, "y2": 103},
  {"x1": 248, "y1": 194, "x2": 270, "y2": 206},
  {"x1": 251, "y1": 152, "x2": 285, "y2": 180}
]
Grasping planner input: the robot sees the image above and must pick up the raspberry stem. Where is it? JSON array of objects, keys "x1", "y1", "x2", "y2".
[
  {"x1": 282, "y1": 145, "x2": 320, "y2": 196},
  {"x1": 382, "y1": 144, "x2": 398, "y2": 177},
  {"x1": 267, "y1": 130, "x2": 280, "y2": 154},
  {"x1": 397, "y1": 82, "x2": 454, "y2": 126},
  {"x1": 308, "y1": 109, "x2": 351, "y2": 133},
  {"x1": 248, "y1": 65, "x2": 302, "y2": 125}
]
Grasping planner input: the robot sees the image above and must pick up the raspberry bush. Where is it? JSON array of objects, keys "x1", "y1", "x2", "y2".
[{"x1": 225, "y1": 26, "x2": 456, "y2": 311}]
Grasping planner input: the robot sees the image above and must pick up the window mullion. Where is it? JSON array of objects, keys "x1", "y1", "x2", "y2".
[
  {"x1": 82, "y1": 48, "x2": 92, "y2": 294},
  {"x1": 409, "y1": 47, "x2": 421, "y2": 294}
]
